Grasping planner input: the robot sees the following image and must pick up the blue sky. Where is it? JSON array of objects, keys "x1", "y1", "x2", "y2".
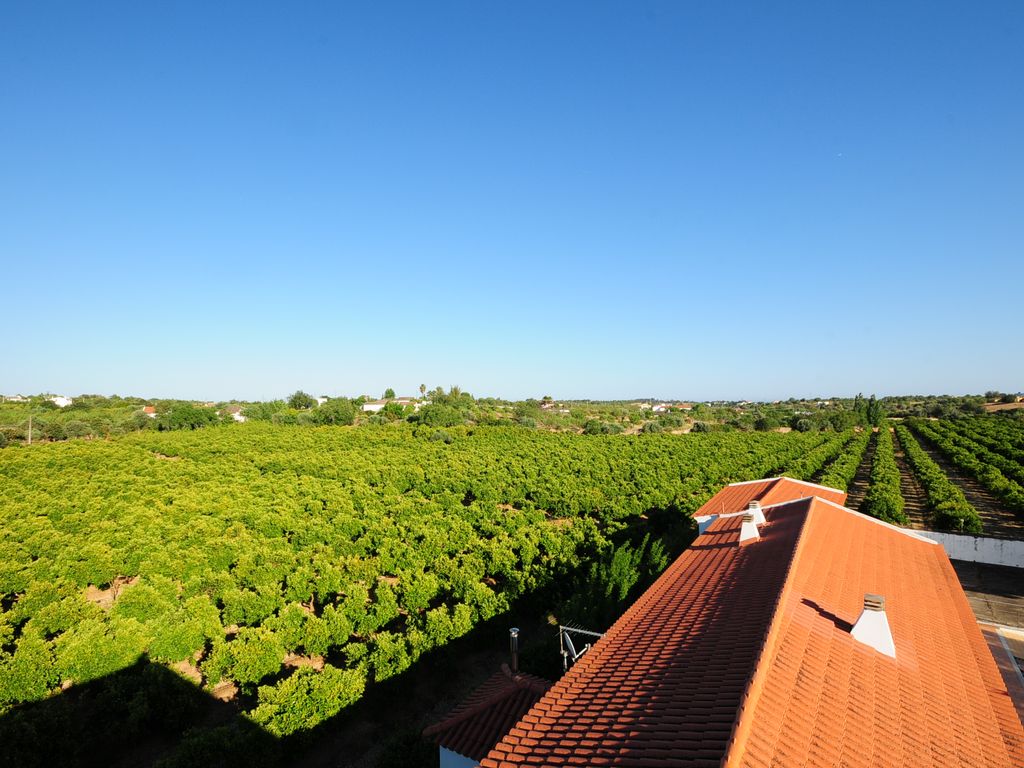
[{"x1": 2, "y1": 2, "x2": 1021, "y2": 401}]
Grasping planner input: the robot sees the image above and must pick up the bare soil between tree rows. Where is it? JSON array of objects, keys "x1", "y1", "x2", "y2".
[
  {"x1": 892, "y1": 438, "x2": 931, "y2": 531},
  {"x1": 912, "y1": 434, "x2": 1024, "y2": 540},
  {"x1": 842, "y1": 431, "x2": 876, "y2": 511}
]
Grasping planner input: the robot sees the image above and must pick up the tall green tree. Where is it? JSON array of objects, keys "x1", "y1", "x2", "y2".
[
  {"x1": 288, "y1": 391, "x2": 316, "y2": 410},
  {"x1": 313, "y1": 398, "x2": 356, "y2": 426}
]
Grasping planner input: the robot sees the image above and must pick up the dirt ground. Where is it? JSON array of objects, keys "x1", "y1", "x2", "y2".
[
  {"x1": 914, "y1": 436, "x2": 1024, "y2": 539},
  {"x1": 842, "y1": 432, "x2": 876, "y2": 511}
]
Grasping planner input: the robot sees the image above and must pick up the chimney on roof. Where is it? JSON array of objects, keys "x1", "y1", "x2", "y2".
[
  {"x1": 851, "y1": 594, "x2": 896, "y2": 659},
  {"x1": 747, "y1": 500, "x2": 766, "y2": 525},
  {"x1": 509, "y1": 627, "x2": 520, "y2": 674},
  {"x1": 739, "y1": 512, "x2": 760, "y2": 545}
]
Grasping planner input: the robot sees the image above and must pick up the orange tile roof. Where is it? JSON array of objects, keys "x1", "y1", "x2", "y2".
[
  {"x1": 424, "y1": 668, "x2": 551, "y2": 762},
  {"x1": 692, "y1": 477, "x2": 847, "y2": 518},
  {"x1": 480, "y1": 484, "x2": 1024, "y2": 767}
]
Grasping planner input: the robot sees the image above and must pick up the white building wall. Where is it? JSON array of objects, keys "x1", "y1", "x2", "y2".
[
  {"x1": 918, "y1": 532, "x2": 1024, "y2": 568},
  {"x1": 439, "y1": 746, "x2": 479, "y2": 768}
]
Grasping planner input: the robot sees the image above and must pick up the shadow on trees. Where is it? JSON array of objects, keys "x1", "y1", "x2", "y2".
[
  {"x1": 0, "y1": 504, "x2": 697, "y2": 768},
  {"x1": 0, "y1": 658, "x2": 278, "y2": 768}
]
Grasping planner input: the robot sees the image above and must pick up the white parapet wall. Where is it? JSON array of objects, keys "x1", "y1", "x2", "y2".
[{"x1": 918, "y1": 532, "x2": 1024, "y2": 568}]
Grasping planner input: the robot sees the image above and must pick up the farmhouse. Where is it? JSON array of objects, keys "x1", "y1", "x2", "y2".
[
  {"x1": 361, "y1": 397, "x2": 423, "y2": 413},
  {"x1": 48, "y1": 395, "x2": 73, "y2": 408},
  {"x1": 222, "y1": 405, "x2": 246, "y2": 423},
  {"x1": 436, "y1": 478, "x2": 1023, "y2": 767},
  {"x1": 141, "y1": 405, "x2": 157, "y2": 418}
]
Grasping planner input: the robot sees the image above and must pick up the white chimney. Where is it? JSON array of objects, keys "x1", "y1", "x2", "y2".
[
  {"x1": 739, "y1": 512, "x2": 760, "y2": 545},
  {"x1": 747, "y1": 500, "x2": 766, "y2": 525},
  {"x1": 851, "y1": 594, "x2": 896, "y2": 659}
]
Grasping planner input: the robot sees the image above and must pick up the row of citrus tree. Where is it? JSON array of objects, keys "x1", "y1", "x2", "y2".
[{"x1": 0, "y1": 424, "x2": 830, "y2": 740}]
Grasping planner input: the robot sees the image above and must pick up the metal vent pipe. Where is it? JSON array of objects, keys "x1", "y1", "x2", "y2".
[{"x1": 509, "y1": 627, "x2": 520, "y2": 674}]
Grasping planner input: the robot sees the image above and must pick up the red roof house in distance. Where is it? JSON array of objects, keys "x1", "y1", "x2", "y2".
[{"x1": 478, "y1": 478, "x2": 1024, "y2": 767}]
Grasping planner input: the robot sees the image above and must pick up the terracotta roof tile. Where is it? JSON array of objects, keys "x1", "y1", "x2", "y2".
[
  {"x1": 478, "y1": 481, "x2": 1024, "y2": 767},
  {"x1": 424, "y1": 669, "x2": 551, "y2": 762}
]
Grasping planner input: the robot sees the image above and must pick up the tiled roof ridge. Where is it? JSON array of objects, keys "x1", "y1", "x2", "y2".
[
  {"x1": 422, "y1": 668, "x2": 551, "y2": 738},
  {"x1": 720, "y1": 497, "x2": 819, "y2": 768},
  {"x1": 727, "y1": 476, "x2": 845, "y2": 496}
]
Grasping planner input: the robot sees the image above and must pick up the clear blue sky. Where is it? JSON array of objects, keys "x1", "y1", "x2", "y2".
[{"x1": 2, "y1": 2, "x2": 1021, "y2": 402}]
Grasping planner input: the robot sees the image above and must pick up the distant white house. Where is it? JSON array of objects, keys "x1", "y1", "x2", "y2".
[
  {"x1": 2, "y1": 395, "x2": 29, "y2": 403},
  {"x1": 652, "y1": 403, "x2": 671, "y2": 413},
  {"x1": 362, "y1": 397, "x2": 423, "y2": 413},
  {"x1": 222, "y1": 405, "x2": 246, "y2": 423},
  {"x1": 315, "y1": 397, "x2": 328, "y2": 406},
  {"x1": 142, "y1": 405, "x2": 158, "y2": 419},
  {"x1": 49, "y1": 396, "x2": 73, "y2": 408}
]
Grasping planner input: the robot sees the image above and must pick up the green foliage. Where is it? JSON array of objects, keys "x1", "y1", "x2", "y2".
[
  {"x1": 369, "y1": 632, "x2": 411, "y2": 682},
  {"x1": 818, "y1": 430, "x2": 872, "y2": 492},
  {"x1": 383, "y1": 388, "x2": 396, "y2": 400},
  {"x1": 583, "y1": 420, "x2": 623, "y2": 435},
  {"x1": 415, "y1": 403, "x2": 463, "y2": 427},
  {"x1": 312, "y1": 397, "x2": 356, "y2": 426},
  {"x1": 0, "y1": 421, "x2": 836, "y2": 730},
  {"x1": 780, "y1": 430, "x2": 857, "y2": 481},
  {"x1": 287, "y1": 391, "x2": 317, "y2": 410},
  {"x1": 220, "y1": 627, "x2": 285, "y2": 686},
  {"x1": 243, "y1": 400, "x2": 287, "y2": 421},
  {"x1": 55, "y1": 616, "x2": 150, "y2": 684},
  {"x1": 861, "y1": 427, "x2": 907, "y2": 524},
  {"x1": 148, "y1": 597, "x2": 223, "y2": 663},
  {"x1": 379, "y1": 402, "x2": 407, "y2": 422},
  {"x1": 894, "y1": 424, "x2": 982, "y2": 533},
  {"x1": 908, "y1": 418, "x2": 1024, "y2": 513},
  {"x1": 561, "y1": 534, "x2": 669, "y2": 630},
  {"x1": 159, "y1": 404, "x2": 219, "y2": 431},
  {"x1": 0, "y1": 631, "x2": 59, "y2": 705},
  {"x1": 250, "y1": 665, "x2": 365, "y2": 736}
]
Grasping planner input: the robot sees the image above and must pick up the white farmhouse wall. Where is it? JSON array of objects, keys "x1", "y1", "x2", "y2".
[{"x1": 918, "y1": 532, "x2": 1024, "y2": 568}]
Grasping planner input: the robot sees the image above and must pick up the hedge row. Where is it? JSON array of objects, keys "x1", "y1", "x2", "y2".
[
  {"x1": 779, "y1": 430, "x2": 857, "y2": 482},
  {"x1": 860, "y1": 427, "x2": 907, "y2": 524},
  {"x1": 894, "y1": 425, "x2": 982, "y2": 533},
  {"x1": 908, "y1": 419, "x2": 1024, "y2": 515},
  {"x1": 818, "y1": 430, "x2": 872, "y2": 492},
  {"x1": 941, "y1": 419, "x2": 1024, "y2": 486}
]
